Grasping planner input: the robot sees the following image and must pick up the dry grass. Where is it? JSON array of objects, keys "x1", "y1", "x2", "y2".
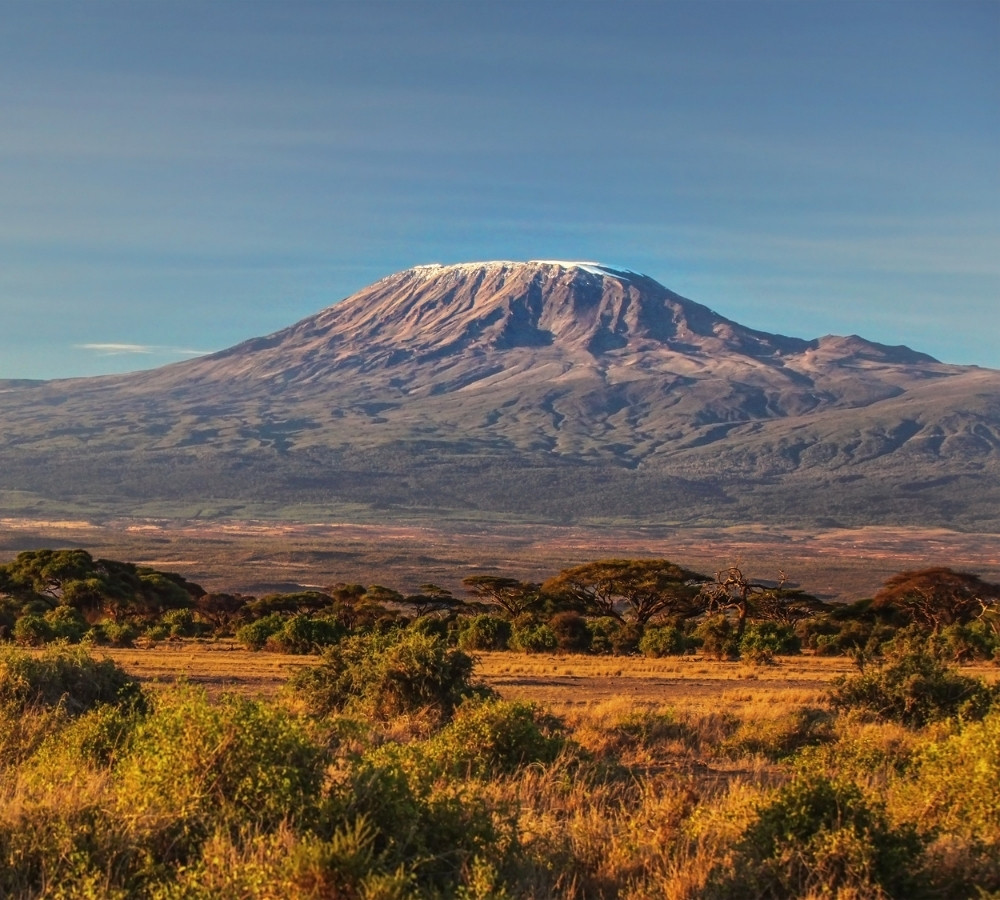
[{"x1": 97, "y1": 643, "x2": 997, "y2": 711}]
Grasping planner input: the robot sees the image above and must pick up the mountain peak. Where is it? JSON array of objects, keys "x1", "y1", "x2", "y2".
[{"x1": 405, "y1": 260, "x2": 642, "y2": 281}]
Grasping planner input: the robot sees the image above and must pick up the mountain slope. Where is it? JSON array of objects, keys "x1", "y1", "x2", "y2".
[{"x1": 1, "y1": 261, "x2": 998, "y2": 528}]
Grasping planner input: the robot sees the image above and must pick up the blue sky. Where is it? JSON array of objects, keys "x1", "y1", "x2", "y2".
[{"x1": 1, "y1": 0, "x2": 997, "y2": 379}]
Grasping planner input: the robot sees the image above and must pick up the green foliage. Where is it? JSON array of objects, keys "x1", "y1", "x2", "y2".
[
  {"x1": 716, "y1": 773, "x2": 926, "y2": 899},
  {"x1": 116, "y1": 687, "x2": 327, "y2": 852},
  {"x1": 12, "y1": 613, "x2": 56, "y2": 646},
  {"x1": 638, "y1": 623, "x2": 688, "y2": 657},
  {"x1": 831, "y1": 643, "x2": 998, "y2": 726},
  {"x1": 543, "y1": 558, "x2": 708, "y2": 625},
  {"x1": 235, "y1": 613, "x2": 286, "y2": 650},
  {"x1": 330, "y1": 749, "x2": 509, "y2": 893},
  {"x1": 423, "y1": 697, "x2": 567, "y2": 777},
  {"x1": 44, "y1": 605, "x2": 88, "y2": 642},
  {"x1": 264, "y1": 613, "x2": 345, "y2": 654},
  {"x1": 693, "y1": 614, "x2": 740, "y2": 660},
  {"x1": 0, "y1": 548, "x2": 203, "y2": 624},
  {"x1": 739, "y1": 621, "x2": 800, "y2": 664},
  {"x1": 158, "y1": 607, "x2": 204, "y2": 638},
  {"x1": 456, "y1": 614, "x2": 512, "y2": 651},
  {"x1": 510, "y1": 622, "x2": 557, "y2": 653},
  {"x1": 0, "y1": 644, "x2": 144, "y2": 715},
  {"x1": 291, "y1": 630, "x2": 484, "y2": 720},
  {"x1": 83, "y1": 621, "x2": 138, "y2": 647}
]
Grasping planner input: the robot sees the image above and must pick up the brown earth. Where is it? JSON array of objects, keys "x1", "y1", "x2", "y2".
[{"x1": 2, "y1": 516, "x2": 998, "y2": 602}]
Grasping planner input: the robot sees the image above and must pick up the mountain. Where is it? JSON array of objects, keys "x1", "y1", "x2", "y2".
[{"x1": 2, "y1": 260, "x2": 999, "y2": 528}]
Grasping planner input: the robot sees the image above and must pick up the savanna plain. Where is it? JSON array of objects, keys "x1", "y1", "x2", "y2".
[{"x1": 1, "y1": 519, "x2": 999, "y2": 899}]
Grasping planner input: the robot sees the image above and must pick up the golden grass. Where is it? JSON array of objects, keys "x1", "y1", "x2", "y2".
[{"x1": 98, "y1": 642, "x2": 997, "y2": 714}]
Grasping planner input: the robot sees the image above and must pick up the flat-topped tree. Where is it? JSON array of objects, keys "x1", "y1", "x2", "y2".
[
  {"x1": 0, "y1": 549, "x2": 204, "y2": 623},
  {"x1": 327, "y1": 583, "x2": 400, "y2": 630},
  {"x1": 542, "y1": 559, "x2": 710, "y2": 626},
  {"x1": 872, "y1": 568, "x2": 1000, "y2": 632},
  {"x1": 462, "y1": 576, "x2": 542, "y2": 619},
  {"x1": 400, "y1": 584, "x2": 466, "y2": 618}
]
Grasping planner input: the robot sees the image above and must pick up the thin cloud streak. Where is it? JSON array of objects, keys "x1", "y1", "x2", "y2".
[{"x1": 77, "y1": 343, "x2": 208, "y2": 358}]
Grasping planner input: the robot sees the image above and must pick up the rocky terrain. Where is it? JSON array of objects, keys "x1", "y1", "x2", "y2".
[{"x1": 2, "y1": 261, "x2": 998, "y2": 528}]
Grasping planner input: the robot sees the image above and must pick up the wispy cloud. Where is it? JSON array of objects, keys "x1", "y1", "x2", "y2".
[{"x1": 77, "y1": 343, "x2": 207, "y2": 358}]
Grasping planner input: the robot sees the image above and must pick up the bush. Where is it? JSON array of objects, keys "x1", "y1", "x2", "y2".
[
  {"x1": 12, "y1": 615, "x2": 56, "y2": 646},
  {"x1": 739, "y1": 621, "x2": 800, "y2": 664},
  {"x1": 548, "y1": 612, "x2": 591, "y2": 653},
  {"x1": 115, "y1": 687, "x2": 327, "y2": 853},
  {"x1": 714, "y1": 773, "x2": 926, "y2": 898},
  {"x1": 694, "y1": 615, "x2": 739, "y2": 660},
  {"x1": 583, "y1": 616, "x2": 620, "y2": 655},
  {"x1": 264, "y1": 614, "x2": 345, "y2": 654},
  {"x1": 510, "y1": 622, "x2": 557, "y2": 654},
  {"x1": 291, "y1": 630, "x2": 484, "y2": 720},
  {"x1": 235, "y1": 613, "x2": 286, "y2": 651},
  {"x1": 639, "y1": 624, "x2": 688, "y2": 657},
  {"x1": 159, "y1": 607, "x2": 206, "y2": 638},
  {"x1": 83, "y1": 622, "x2": 138, "y2": 648},
  {"x1": 456, "y1": 614, "x2": 511, "y2": 651},
  {"x1": 831, "y1": 646, "x2": 998, "y2": 726},
  {"x1": 44, "y1": 606, "x2": 88, "y2": 643},
  {"x1": 424, "y1": 697, "x2": 567, "y2": 777},
  {"x1": 0, "y1": 644, "x2": 144, "y2": 716}
]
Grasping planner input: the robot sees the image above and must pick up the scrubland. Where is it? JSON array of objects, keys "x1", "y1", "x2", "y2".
[{"x1": 1, "y1": 639, "x2": 998, "y2": 899}]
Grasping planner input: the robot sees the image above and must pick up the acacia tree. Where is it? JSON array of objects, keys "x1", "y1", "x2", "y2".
[
  {"x1": 542, "y1": 559, "x2": 709, "y2": 626},
  {"x1": 0, "y1": 549, "x2": 204, "y2": 623},
  {"x1": 701, "y1": 566, "x2": 824, "y2": 639},
  {"x1": 871, "y1": 568, "x2": 1000, "y2": 632},
  {"x1": 462, "y1": 576, "x2": 542, "y2": 619},
  {"x1": 400, "y1": 584, "x2": 466, "y2": 618}
]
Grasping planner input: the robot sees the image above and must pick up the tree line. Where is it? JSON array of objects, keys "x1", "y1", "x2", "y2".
[{"x1": 1, "y1": 548, "x2": 999, "y2": 662}]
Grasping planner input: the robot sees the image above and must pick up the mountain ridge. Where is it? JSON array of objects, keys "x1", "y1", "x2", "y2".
[{"x1": 0, "y1": 260, "x2": 997, "y2": 529}]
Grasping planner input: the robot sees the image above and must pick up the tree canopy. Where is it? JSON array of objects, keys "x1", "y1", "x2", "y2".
[
  {"x1": 871, "y1": 567, "x2": 1000, "y2": 632},
  {"x1": 0, "y1": 549, "x2": 204, "y2": 622},
  {"x1": 542, "y1": 559, "x2": 709, "y2": 625}
]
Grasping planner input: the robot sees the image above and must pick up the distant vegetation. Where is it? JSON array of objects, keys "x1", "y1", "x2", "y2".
[{"x1": 2, "y1": 549, "x2": 1000, "y2": 670}]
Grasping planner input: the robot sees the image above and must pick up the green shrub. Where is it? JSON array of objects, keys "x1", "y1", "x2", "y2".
[
  {"x1": 116, "y1": 687, "x2": 327, "y2": 854},
  {"x1": 901, "y1": 711, "x2": 1000, "y2": 894},
  {"x1": 265, "y1": 614, "x2": 345, "y2": 654},
  {"x1": 510, "y1": 622, "x2": 557, "y2": 653},
  {"x1": 235, "y1": 613, "x2": 286, "y2": 651},
  {"x1": 0, "y1": 644, "x2": 144, "y2": 716},
  {"x1": 159, "y1": 607, "x2": 205, "y2": 638},
  {"x1": 83, "y1": 622, "x2": 138, "y2": 648},
  {"x1": 328, "y1": 750, "x2": 507, "y2": 894},
  {"x1": 639, "y1": 624, "x2": 688, "y2": 657},
  {"x1": 12, "y1": 614, "x2": 56, "y2": 646},
  {"x1": 831, "y1": 646, "x2": 998, "y2": 726},
  {"x1": 714, "y1": 773, "x2": 926, "y2": 898},
  {"x1": 291, "y1": 630, "x2": 485, "y2": 720},
  {"x1": 456, "y1": 614, "x2": 511, "y2": 651},
  {"x1": 424, "y1": 697, "x2": 567, "y2": 777},
  {"x1": 44, "y1": 606, "x2": 88, "y2": 643},
  {"x1": 586, "y1": 616, "x2": 623, "y2": 655},
  {"x1": 739, "y1": 621, "x2": 800, "y2": 664},
  {"x1": 932, "y1": 621, "x2": 999, "y2": 663},
  {"x1": 693, "y1": 615, "x2": 739, "y2": 660}
]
